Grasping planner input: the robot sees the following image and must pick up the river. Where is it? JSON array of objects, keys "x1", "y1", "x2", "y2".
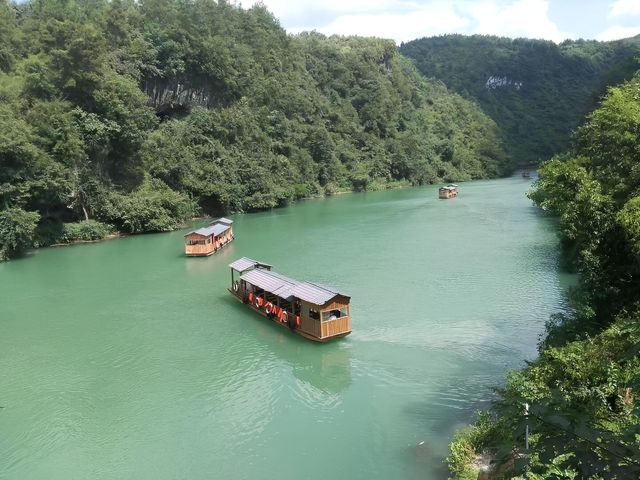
[{"x1": 0, "y1": 176, "x2": 571, "y2": 479}]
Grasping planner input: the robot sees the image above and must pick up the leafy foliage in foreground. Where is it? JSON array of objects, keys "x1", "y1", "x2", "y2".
[
  {"x1": 0, "y1": 0, "x2": 508, "y2": 259},
  {"x1": 401, "y1": 34, "x2": 640, "y2": 164},
  {"x1": 448, "y1": 75, "x2": 640, "y2": 479}
]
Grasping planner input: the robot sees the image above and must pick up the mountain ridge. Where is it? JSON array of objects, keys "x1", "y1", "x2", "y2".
[{"x1": 401, "y1": 33, "x2": 640, "y2": 163}]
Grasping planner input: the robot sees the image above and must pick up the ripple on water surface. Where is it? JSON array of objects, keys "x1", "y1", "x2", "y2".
[{"x1": 0, "y1": 177, "x2": 568, "y2": 480}]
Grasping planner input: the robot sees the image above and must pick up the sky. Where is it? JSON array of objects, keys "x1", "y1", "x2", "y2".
[{"x1": 244, "y1": 0, "x2": 640, "y2": 44}]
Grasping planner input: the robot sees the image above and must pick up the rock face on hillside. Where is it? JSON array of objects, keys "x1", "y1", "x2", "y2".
[
  {"x1": 145, "y1": 79, "x2": 210, "y2": 112},
  {"x1": 485, "y1": 76, "x2": 523, "y2": 90}
]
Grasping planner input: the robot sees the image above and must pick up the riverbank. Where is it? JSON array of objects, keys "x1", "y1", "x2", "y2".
[
  {"x1": 22, "y1": 178, "x2": 429, "y2": 256},
  {"x1": 49, "y1": 233, "x2": 123, "y2": 248}
]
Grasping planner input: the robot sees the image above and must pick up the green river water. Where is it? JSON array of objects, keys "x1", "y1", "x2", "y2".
[{"x1": 0, "y1": 176, "x2": 572, "y2": 479}]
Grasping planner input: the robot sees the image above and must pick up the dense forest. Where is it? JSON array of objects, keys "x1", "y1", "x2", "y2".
[
  {"x1": 0, "y1": 0, "x2": 509, "y2": 260},
  {"x1": 448, "y1": 73, "x2": 640, "y2": 479},
  {"x1": 401, "y1": 34, "x2": 640, "y2": 164}
]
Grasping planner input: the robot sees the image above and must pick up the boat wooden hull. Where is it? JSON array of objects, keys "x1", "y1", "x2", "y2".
[
  {"x1": 439, "y1": 192, "x2": 458, "y2": 199},
  {"x1": 185, "y1": 236, "x2": 234, "y2": 257},
  {"x1": 228, "y1": 290, "x2": 351, "y2": 342}
]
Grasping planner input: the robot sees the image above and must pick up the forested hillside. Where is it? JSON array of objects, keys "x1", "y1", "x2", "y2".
[
  {"x1": 401, "y1": 34, "x2": 640, "y2": 164},
  {"x1": 0, "y1": 0, "x2": 508, "y2": 260},
  {"x1": 448, "y1": 73, "x2": 640, "y2": 479}
]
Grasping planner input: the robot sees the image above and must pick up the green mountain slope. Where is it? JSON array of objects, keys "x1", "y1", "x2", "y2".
[
  {"x1": 401, "y1": 34, "x2": 640, "y2": 164},
  {"x1": 0, "y1": 0, "x2": 508, "y2": 259}
]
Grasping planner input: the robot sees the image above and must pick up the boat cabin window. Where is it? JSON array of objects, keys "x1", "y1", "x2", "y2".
[
  {"x1": 187, "y1": 239, "x2": 206, "y2": 245},
  {"x1": 309, "y1": 308, "x2": 320, "y2": 320},
  {"x1": 322, "y1": 307, "x2": 348, "y2": 321}
]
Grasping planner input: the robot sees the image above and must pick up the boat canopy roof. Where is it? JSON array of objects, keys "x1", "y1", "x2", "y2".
[
  {"x1": 185, "y1": 222, "x2": 230, "y2": 237},
  {"x1": 229, "y1": 257, "x2": 272, "y2": 273},
  {"x1": 293, "y1": 281, "x2": 347, "y2": 305},
  {"x1": 239, "y1": 266, "x2": 349, "y2": 305},
  {"x1": 211, "y1": 217, "x2": 233, "y2": 225},
  {"x1": 241, "y1": 269, "x2": 298, "y2": 300}
]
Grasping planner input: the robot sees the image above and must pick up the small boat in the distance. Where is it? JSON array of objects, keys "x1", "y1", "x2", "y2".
[
  {"x1": 439, "y1": 184, "x2": 459, "y2": 199},
  {"x1": 522, "y1": 170, "x2": 531, "y2": 178},
  {"x1": 184, "y1": 217, "x2": 234, "y2": 256}
]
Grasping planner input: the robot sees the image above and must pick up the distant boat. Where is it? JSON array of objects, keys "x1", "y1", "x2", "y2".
[
  {"x1": 522, "y1": 170, "x2": 531, "y2": 178},
  {"x1": 439, "y1": 184, "x2": 459, "y2": 199},
  {"x1": 184, "y1": 217, "x2": 234, "y2": 256}
]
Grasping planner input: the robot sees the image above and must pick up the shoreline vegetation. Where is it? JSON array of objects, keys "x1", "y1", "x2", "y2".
[
  {"x1": 448, "y1": 73, "x2": 640, "y2": 479},
  {"x1": 0, "y1": 0, "x2": 509, "y2": 262},
  {"x1": 27, "y1": 178, "x2": 415, "y2": 251}
]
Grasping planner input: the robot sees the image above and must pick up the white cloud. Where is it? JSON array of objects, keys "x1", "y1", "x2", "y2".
[
  {"x1": 608, "y1": 0, "x2": 640, "y2": 19},
  {"x1": 245, "y1": 0, "x2": 573, "y2": 44},
  {"x1": 469, "y1": 0, "x2": 571, "y2": 42},
  {"x1": 295, "y1": 4, "x2": 469, "y2": 43},
  {"x1": 246, "y1": 0, "x2": 410, "y2": 22},
  {"x1": 596, "y1": 25, "x2": 640, "y2": 40}
]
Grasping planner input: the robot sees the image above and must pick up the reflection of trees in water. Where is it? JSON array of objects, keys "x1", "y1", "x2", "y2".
[
  {"x1": 409, "y1": 442, "x2": 450, "y2": 479},
  {"x1": 401, "y1": 389, "x2": 485, "y2": 478}
]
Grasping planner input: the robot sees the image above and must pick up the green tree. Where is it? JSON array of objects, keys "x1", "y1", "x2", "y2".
[{"x1": 0, "y1": 208, "x2": 40, "y2": 260}]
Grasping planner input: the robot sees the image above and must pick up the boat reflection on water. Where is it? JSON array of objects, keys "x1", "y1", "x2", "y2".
[
  {"x1": 288, "y1": 342, "x2": 352, "y2": 395},
  {"x1": 251, "y1": 323, "x2": 353, "y2": 407}
]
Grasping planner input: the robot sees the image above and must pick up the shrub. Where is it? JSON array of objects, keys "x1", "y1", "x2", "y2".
[
  {"x1": 0, "y1": 208, "x2": 40, "y2": 260},
  {"x1": 98, "y1": 178, "x2": 197, "y2": 233},
  {"x1": 447, "y1": 412, "x2": 510, "y2": 480},
  {"x1": 59, "y1": 220, "x2": 112, "y2": 243}
]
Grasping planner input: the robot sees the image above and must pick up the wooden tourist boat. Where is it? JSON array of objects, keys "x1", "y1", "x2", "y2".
[
  {"x1": 184, "y1": 217, "x2": 234, "y2": 256},
  {"x1": 228, "y1": 257, "x2": 352, "y2": 342},
  {"x1": 439, "y1": 184, "x2": 459, "y2": 199}
]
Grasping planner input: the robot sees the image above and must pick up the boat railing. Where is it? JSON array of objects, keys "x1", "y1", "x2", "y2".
[{"x1": 320, "y1": 316, "x2": 351, "y2": 338}]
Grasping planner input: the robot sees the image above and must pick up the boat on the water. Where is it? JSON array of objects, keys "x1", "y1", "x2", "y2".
[
  {"x1": 439, "y1": 184, "x2": 459, "y2": 199},
  {"x1": 522, "y1": 170, "x2": 531, "y2": 178},
  {"x1": 229, "y1": 257, "x2": 352, "y2": 342},
  {"x1": 184, "y1": 217, "x2": 234, "y2": 256}
]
